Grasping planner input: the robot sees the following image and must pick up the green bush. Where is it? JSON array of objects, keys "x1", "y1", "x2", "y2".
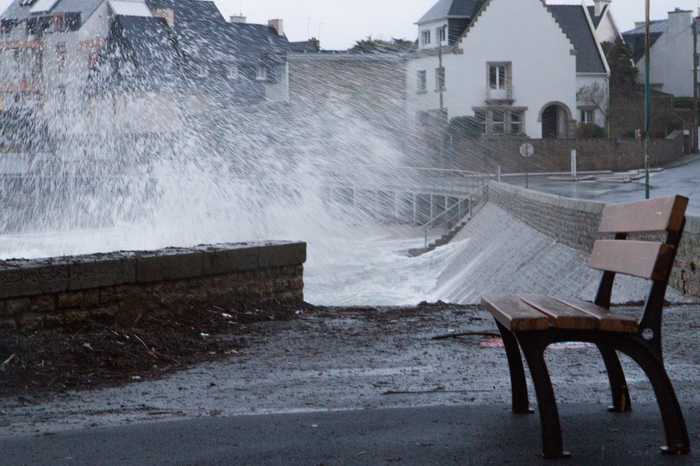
[
  {"x1": 577, "y1": 123, "x2": 607, "y2": 139},
  {"x1": 448, "y1": 116, "x2": 483, "y2": 140}
]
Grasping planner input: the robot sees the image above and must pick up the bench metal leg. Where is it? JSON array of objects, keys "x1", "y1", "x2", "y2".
[
  {"x1": 597, "y1": 344, "x2": 632, "y2": 413},
  {"x1": 624, "y1": 348, "x2": 690, "y2": 455},
  {"x1": 495, "y1": 321, "x2": 532, "y2": 414},
  {"x1": 519, "y1": 337, "x2": 570, "y2": 459}
]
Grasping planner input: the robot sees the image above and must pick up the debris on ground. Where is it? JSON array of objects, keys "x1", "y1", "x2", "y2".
[{"x1": 0, "y1": 303, "x2": 302, "y2": 399}]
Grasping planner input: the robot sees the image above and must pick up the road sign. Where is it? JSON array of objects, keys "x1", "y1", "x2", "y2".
[{"x1": 519, "y1": 142, "x2": 535, "y2": 158}]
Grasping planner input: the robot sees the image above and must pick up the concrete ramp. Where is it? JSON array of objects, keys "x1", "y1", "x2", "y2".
[{"x1": 433, "y1": 203, "x2": 690, "y2": 305}]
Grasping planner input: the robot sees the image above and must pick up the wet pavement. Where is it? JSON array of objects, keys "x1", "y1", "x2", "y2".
[
  {"x1": 505, "y1": 155, "x2": 700, "y2": 214},
  {"x1": 1, "y1": 305, "x2": 699, "y2": 464}
]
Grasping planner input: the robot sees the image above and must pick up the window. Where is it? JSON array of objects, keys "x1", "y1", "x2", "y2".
[
  {"x1": 510, "y1": 111, "x2": 524, "y2": 134},
  {"x1": 0, "y1": 19, "x2": 18, "y2": 34},
  {"x1": 227, "y1": 64, "x2": 239, "y2": 80},
  {"x1": 56, "y1": 42, "x2": 66, "y2": 72},
  {"x1": 256, "y1": 65, "x2": 268, "y2": 81},
  {"x1": 438, "y1": 25, "x2": 447, "y2": 43},
  {"x1": 489, "y1": 64, "x2": 508, "y2": 90},
  {"x1": 417, "y1": 70, "x2": 427, "y2": 93},
  {"x1": 435, "y1": 66, "x2": 445, "y2": 91},
  {"x1": 475, "y1": 110, "x2": 487, "y2": 134},
  {"x1": 31, "y1": 48, "x2": 42, "y2": 77},
  {"x1": 491, "y1": 110, "x2": 505, "y2": 134},
  {"x1": 421, "y1": 30, "x2": 431, "y2": 46},
  {"x1": 580, "y1": 109, "x2": 594, "y2": 124},
  {"x1": 476, "y1": 109, "x2": 525, "y2": 136}
]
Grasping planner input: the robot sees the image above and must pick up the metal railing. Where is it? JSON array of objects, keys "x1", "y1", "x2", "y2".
[{"x1": 422, "y1": 196, "x2": 472, "y2": 248}]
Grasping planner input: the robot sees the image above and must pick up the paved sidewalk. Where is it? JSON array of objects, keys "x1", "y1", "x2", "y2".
[
  {"x1": 1, "y1": 305, "x2": 699, "y2": 464},
  {"x1": 1, "y1": 403, "x2": 698, "y2": 465}
]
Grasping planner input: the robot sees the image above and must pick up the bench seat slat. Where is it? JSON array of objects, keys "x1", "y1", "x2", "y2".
[
  {"x1": 553, "y1": 297, "x2": 639, "y2": 333},
  {"x1": 481, "y1": 295, "x2": 550, "y2": 332},
  {"x1": 599, "y1": 196, "x2": 688, "y2": 234},
  {"x1": 520, "y1": 295, "x2": 599, "y2": 330},
  {"x1": 590, "y1": 240, "x2": 674, "y2": 280}
]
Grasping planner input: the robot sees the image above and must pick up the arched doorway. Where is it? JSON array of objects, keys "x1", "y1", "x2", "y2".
[{"x1": 539, "y1": 102, "x2": 572, "y2": 139}]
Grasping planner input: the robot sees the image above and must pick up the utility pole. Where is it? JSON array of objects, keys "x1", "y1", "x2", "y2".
[
  {"x1": 438, "y1": 36, "x2": 445, "y2": 160},
  {"x1": 694, "y1": 14, "x2": 698, "y2": 153},
  {"x1": 644, "y1": 0, "x2": 651, "y2": 199},
  {"x1": 438, "y1": 41, "x2": 444, "y2": 112}
]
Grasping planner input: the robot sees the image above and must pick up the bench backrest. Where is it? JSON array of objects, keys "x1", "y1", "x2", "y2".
[{"x1": 590, "y1": 196, "x2": 688, "y2": 282}]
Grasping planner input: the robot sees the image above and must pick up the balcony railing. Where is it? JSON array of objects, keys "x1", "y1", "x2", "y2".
[{"x1": 486, "y1": 86, "x2": 514, "y2": 104}]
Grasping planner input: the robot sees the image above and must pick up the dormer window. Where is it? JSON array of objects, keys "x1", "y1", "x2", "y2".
[{"x1": 421, "y1": 30, "x2": 431, "y2": 46}]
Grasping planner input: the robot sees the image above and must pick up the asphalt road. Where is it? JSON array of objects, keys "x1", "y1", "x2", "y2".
[
  {"x1": 505, "y1": 155, "x2": 700, "y2": 214},
  {"x1": 2, "y1": 403, "x2": 699, "y2": 466}
]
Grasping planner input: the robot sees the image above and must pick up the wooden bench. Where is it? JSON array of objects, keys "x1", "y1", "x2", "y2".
[{"x1": 481, "y1": 195, "x2": 690, "y2": 458}]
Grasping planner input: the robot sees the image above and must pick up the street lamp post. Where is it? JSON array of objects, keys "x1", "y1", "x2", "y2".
[
  {"x1": 693, "y1": 14, "x2": 698, "y2": 153},
  {"x1": 644, "y1": 0, "x2": 651, "y2": 199}
]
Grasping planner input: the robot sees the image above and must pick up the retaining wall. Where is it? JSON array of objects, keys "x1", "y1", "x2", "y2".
[
  {"x1": 488, "y1": 182, "x2": 700, "y2": 297},
  {"x1": 0, "y1": 241, "x2": 306, "y2": 332},
  {"x1": 451, "y1": 138, "x2": 685, "y2": 174}
]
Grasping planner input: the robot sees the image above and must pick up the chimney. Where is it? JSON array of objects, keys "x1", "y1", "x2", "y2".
[
  {"x1": 593, "y1": 0, "x2": 611, "y2": 18},
  {"x1": 230, "y1": 15, "x2": 246, "y2": 24},
  {"x1": 668, "y1": 8, "x2": 692, "y2": 33},
  {"x1": 153, "y1": 8, "x2": 175, "y2": 27},
  {"x1": 268, "y1": 19, "x2": 284, "y2": 36}
]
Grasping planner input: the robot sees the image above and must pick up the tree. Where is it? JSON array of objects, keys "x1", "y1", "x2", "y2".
[
  {"x1": 577, "y1": 80, "x2": 609, "y2": 135},
  {"x1": 349, "y1": 36, "x2": 416, "y2": 54},
  {"x1": 602, "y1": 39, "x2": 639, "y2": 97}
]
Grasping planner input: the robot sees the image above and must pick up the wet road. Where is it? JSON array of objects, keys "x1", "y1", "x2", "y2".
[
  {"x1": 505, "y1": 155, "x2": 700, "y2": 214},
  {"x1": 2, "y1": 403, "x2": 698, "y2": 465}
]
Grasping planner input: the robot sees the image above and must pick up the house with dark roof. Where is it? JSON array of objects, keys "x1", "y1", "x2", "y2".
[
  {"x1": 406, "y1": 0, "x2": 610, "y2": 139},
  {"x1": 622, "y1": 8, "x2": 700, "y2": 98},
  {"x1": 0, "y1": 0, "x2": 290, "y2": 116},
  {"x1": 587, "y1": 0, "x2": 621, "y2": 45}
]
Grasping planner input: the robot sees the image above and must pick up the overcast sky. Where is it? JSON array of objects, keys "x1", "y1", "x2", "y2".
[{"x1": 1, "y1": 0, "x2": 700, "y2": 49}]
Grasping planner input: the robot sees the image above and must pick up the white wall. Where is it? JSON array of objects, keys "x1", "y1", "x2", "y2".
[
  {"x1": 407, "y1": 0, "x2": 578, "y2": 138},
  {"x1": 637, "y1": 11, "x2": 694, "y2": 97},
  {"x1": 595, "y1": 10, "x2": 620, "y2": 44},
  {"x1": 418, "y1": 19, "x2": 448, "y2": 49}
]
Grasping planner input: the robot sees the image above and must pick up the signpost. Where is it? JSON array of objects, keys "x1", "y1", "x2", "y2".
[{"x1": 519, "y1": 142, "x2": 535, "y2": 189}]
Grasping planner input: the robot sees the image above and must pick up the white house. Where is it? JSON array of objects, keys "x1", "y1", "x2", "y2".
[
  {"x1": 587, "y1": 0, "x2": 622, "y2": 45},
  {"x1": 623, "y1": 8, "x2": 699, "y2": 98},
  {"x1": 406, "y1": 0, "x2": 610, "y2": 139}
]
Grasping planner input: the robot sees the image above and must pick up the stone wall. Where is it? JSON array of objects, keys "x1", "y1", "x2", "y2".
[
  {"x1": 450, "y1": 137, "x2": 686, "y2": 174},
  {"x1": 0, "y1": 241, "x2": 306, "y2": 332},
  {"x1": 488, "y1": 182, "x2": 700, "y2": 297}
]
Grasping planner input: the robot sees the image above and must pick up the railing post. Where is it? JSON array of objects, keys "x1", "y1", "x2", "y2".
[
  {"x1": 497, "y1": 166, "x2": 502, "y2": 183},
  {"x1": 412, "y1": 193, "x2": 417, "y2": 225},
  {"x1": 469, "y1": 196, "x2": 472, "y2": 218}
]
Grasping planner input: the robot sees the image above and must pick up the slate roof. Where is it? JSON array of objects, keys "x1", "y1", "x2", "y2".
[
  {"x1": 417, "y1": 0, "x2": 482, "y2": 25},
  {"x1": 145, "y1": 0, "x2": 287, "y2": 65},
  {"x1": 586, "y1": 5, "x2": 607, "y2": 29},
  {"x1": 107, "y1": 14, "x2": 181, "y2": 91},
  {"x1": 622, "y1": 21, "x2": 666, "y2": 62},
  {"x1": 549, "y1": 5, "x2": 607, "y2": 74},
  {"x1": 1, "y1": 0, "x2": 103, "y2": 21}
]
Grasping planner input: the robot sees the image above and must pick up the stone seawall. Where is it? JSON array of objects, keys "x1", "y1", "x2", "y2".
[
  {"x1": 0, "y1": 241, "x2": 306, "y2": 332},
  {"x1": 488, "y1": 183, "x2": 700, "y2": 297},
  {"x1": 451, "y1": 138, "x2": 685, "y2": 174}
]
